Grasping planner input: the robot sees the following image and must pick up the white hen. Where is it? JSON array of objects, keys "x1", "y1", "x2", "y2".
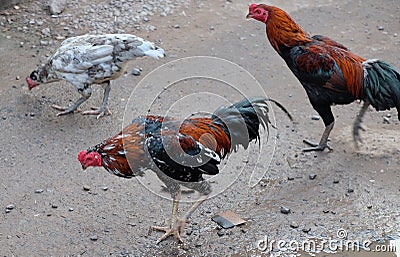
[{"x1": 26, "y1": 34, "x2": 165, "y2": 118}]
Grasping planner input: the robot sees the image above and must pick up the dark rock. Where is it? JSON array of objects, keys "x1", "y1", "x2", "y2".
[
  {"x1": 132, "y1": 68, "x2": 141, "y2": 76},
  {"x1": 309, "y1": 174, "x2": 317, "y2": 180},
  {"x1": 280, "y1": 206, "x2": 291, "y2": 214}
]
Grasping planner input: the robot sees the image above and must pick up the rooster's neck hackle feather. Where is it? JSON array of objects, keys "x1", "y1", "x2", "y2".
[{"x1": 260, "y1": 5, "x2": 312, "y2": 53}]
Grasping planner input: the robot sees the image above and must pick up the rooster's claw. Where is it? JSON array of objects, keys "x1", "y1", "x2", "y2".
[{"x1": 302, "y1": 139, "x2": 332, "y2": 152}]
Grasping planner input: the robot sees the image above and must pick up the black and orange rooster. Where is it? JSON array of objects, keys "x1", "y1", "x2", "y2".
[
  {"x1": 77, "y1": 97, "x2": 291, "y2": 244},
  {"x1": 247, "y1": 4, "x2": 400, "y2": 151}
]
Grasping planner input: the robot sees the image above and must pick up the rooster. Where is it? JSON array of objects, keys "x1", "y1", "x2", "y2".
[
  {"x1": 26, "y1": 34, "x2": 165, "y2": 119},
  {"x1": 247, "y1": 4, "x2": 400, "y2": 151},
  {"x1": 78, "y1": 97, "x2": 292, "y2": 244}
]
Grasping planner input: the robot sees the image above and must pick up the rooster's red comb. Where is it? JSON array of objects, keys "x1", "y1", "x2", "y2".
[{"x1": 78, "y1": 150, "x2": 87, "y2": 163}]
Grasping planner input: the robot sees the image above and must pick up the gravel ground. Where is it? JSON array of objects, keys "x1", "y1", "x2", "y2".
[{"x1": 0, "y1": 0, "x2": 399, "y2": 256}]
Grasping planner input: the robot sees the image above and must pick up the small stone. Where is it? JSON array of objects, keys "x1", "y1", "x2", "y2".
[
  {"x1": 2, "y1": 116, "x2": 7, "y2": 120},
  {"x1": 83, "y1": 185, "x2": 91, "y2": 191},
  {"x1": 40, "y1": 40, "x2": 49, "y2": 46},
  {"x1": 6, "y1": 204, "x2": 15, "y2": 210},
  {"x1": 90, "y1": 235, "x2": 98, "y2": 241},
  {"x1": 173, "y1": 24, "x2": 180, "y2": 29},
  {"x1": 41, "y1": 28, "x2": 50, "y2": 36},
  {"x1": 69, "y1": 208, "x2": 74, "y2": 212},
  {"x1": 367, "y1": 204, "x2": 373, "y2": 209},
  {"x1": 14, "y1": 5, "x2": 20, "y2": 10},
  {"x1": 333, "y1": 179, "x2": 339, "y2": 184},
  {"x1": 51, "y1": 204, "x2": 58, "y2": 209},
  {"x1": 311, "y1": 115, "x2": 321, "y2": 120},
  {"x1": 383, "y1": 117, "x2": 390, "y2": 124},
  {"x1": 309, "y1": 174, "x2": 317, "y2": 180},
  {"x1": 5, "y1": 209, "x2": 11, "y2": 213},
  {"x1": 132, "y1": 68, "x2": 141, "y2": 76},
  {"x1": 16, "y1": 76, "x2": 20, "y2": 80},
  {"x1": 49, "y1": 0, "x2": 67, "y2": 15},
  {"x1": 290, "y1": 222, "x2": 299, "y2": 228},
  {"x1": 280, "y1": 206, "x2": 291, "y2": 214},
  {"x1": 217, "y1": 230, "x2": 225, "y2": 237},
  {"x1": 102, "y1": 187, "x2": 108, "y2": 191},
  {"x1": 287, "y1": 176, "x2": 295, "y2": 181},
  {"x1": 323, "y1": 209, "x2": 330, "y2": 214},
  {"x1": 377, "y1": 26, "x2": 384, "y2": 31},
  {"x1": 302, "y1": 228, "x2": 311, "y2": 233},
  {"x1": 35, "y1": 189, "x2": 44, "y2": 194},
  {"x1": 347, "y1": 188, "x2": 354, "y2": 193}
]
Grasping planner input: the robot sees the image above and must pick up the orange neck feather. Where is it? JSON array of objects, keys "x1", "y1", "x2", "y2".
[{"x1": 260, "y1": 5, "x2": 312, "y2": 53}]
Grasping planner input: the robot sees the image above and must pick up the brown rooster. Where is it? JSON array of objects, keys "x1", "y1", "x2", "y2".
[
  {"x1": 247, "y1": 4, "x2": 400, "y2": 151},
  {"x1": 78, "y1": 97, "x2": 291, "y2": 244}
]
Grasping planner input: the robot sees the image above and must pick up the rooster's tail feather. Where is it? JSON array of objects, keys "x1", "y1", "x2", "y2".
[
  {"x1": 212, "y1": 97, "x2": 292, "y2": 151},
  {"x1": 363, "y1": 59, "x2": 400, "y2": 120}
]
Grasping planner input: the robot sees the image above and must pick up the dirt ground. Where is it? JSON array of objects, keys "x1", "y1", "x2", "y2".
[{"x1": 0, "y1": 0, "x2": 399, "y2": 256}]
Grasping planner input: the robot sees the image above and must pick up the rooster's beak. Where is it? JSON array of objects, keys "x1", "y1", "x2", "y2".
[{"x1": 246, "y1": 13, "x2": 252, "y2": 19}]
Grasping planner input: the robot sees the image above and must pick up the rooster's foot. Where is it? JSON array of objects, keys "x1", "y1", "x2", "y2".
[
  {"x1": 51, "y1": 105, "x2": 79, "y2": 116},
  {"x1": 81, "y1": 107, "x2": 112, "y2": 119},
  {"x1": 303, "y1": 139, "x2": 332, "y2": 152},
  {"x1": 150, "y1": 218, "x2": 186, "y2": 244}
]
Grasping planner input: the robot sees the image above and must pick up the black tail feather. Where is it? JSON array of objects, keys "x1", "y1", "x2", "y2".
[
  {"x1": 212, "y1": 97, "x2": 292, "y2": 151},
  {"x1": 363, "y1": 60, "x2": 400, "y2": 120}
]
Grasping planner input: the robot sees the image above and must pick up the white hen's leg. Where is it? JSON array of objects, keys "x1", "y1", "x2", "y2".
[
  {"x1": 51, "y1": 84, "x2": 92, "y2": 116},
  {"x1": 82, "y1": 81, "x2": 112, "y2": 119}
]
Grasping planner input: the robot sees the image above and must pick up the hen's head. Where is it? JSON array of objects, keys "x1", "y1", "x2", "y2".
[
  {"x1": 78, "y1": 150, "x2": 102, "y2": 170},
  {"x1": 26, "y1": 65, "x2": 49, "y2": 90},
  {"x1": 246, "y1": 4, "x2": 269, "y2": 23}
]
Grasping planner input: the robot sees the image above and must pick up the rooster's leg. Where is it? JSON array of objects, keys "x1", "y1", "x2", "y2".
[
  {"x1": 82, "y1": 82, "x2": 112, "y2": 119},
  {"x1": 353, "y1": 101, "x2": 369, "y2": 149},
  {"x1": 152, "y1": 180, "x2": 211, "y2": 244},
  {"x1": 151, "y1": 190, "x2": 183, "y2": 244},
  {"x1": 303, "y1": 122, "x2": 334, "y2": 152}
]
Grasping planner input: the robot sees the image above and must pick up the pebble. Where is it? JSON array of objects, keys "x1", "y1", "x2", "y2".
[
  {"x1": 217, "y1": 230, "x2": 225, "y2": 237},
  {"x1": 51, "y1": 204, "x2": 58, "y2": 209},
  {"x1": 302, "y1": 228, "x2": 311, "y2": 233},
  {"x1": 367, "y1": 204, "x2": 373, "y2": 209},
  {"x1": 132, "y1": 68, "x2": 141, "y2": 76},
  {"x1": 280, "y1": 206, "x2": 291, "y2": 214},
  {"x1": 383, "y1": 117, "x2": 390, "y2": 124},
  {"x1": 173, "y1": 24, "x2": 180, "y2": 28},
  {"x1": 69, "y1": 208, "x2": 74, "y2": 212},
  {"x1": 35, "y1": 189, "x2": 44, "y2": 194},
  {"x1": 311, "y1": 115, "x2": 321, "y2": 120},
  {"x1": 6, "y1": 204, "x2": 15, "y2": 210},
  {"x1": 290, "y1": 222, "x2": 299, "y2": 228},
  {"x1": 102, "y1": 187, "x2": 108, "y2": 191},
  {"x1": 90, "y1": 235, "x2": 98, "y2": 241},
  {"x1": 333, "y1": 179, "x2": 339, "y2": 184},
  {"x1": 377, "y1": 25, "x2": 384, "y2": 31},
  {"x1": 287, "y1": 176, "x2": 295, "y2": 181},
  {"x1": 347, "y1": 188, "x2": 354, "y2": 193},
  {"x1": 83, "y1": 185, "x2": 91, "y2": 191},
  {"x1": 309, "y1": 174, "x2": 317, "y2": 180},
  {"x1": 16, "y1": 76, "x2": 20, "y2": 80}
]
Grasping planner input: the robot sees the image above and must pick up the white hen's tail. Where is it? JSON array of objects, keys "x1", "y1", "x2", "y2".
[{"x1": 137, "y1": 40, "x2": 165, "y2": 59}]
